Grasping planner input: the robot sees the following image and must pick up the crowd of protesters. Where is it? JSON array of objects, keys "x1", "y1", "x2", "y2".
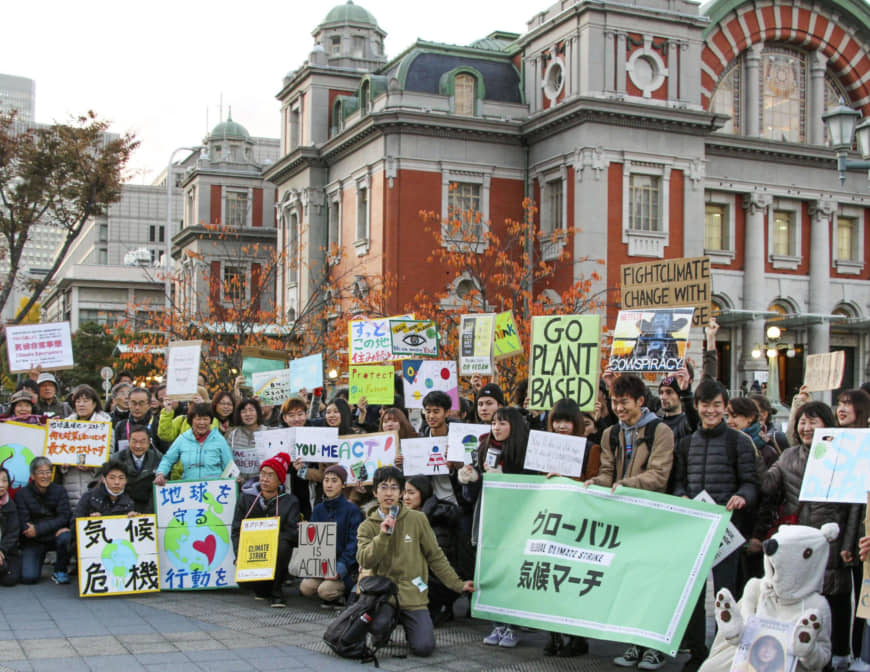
[{"x1": 0, "y1": 319, "x2": 868, "y2": 671}]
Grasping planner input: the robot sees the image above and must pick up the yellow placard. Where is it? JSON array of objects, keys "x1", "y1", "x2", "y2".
[{"x1": 235, "y1": 517, "x2": 280, "y2": 582}]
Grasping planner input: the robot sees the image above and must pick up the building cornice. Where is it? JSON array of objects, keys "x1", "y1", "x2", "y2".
[{"x1": 171, "y1": 225, "x2": 277, "y2": 259}]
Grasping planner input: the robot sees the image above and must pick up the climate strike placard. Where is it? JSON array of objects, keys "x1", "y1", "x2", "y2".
[
  {"x1": 621, "y1": 256, "x2": 711, "y2": 328},
  {"x1": 528, "y1": 315, "x2": 600, "y2": 412},
  {"x1": 472, "y1": 474, "x2": 729, "y2": 656}
]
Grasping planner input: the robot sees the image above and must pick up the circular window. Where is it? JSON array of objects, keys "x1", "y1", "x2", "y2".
[
  {"x1": 543, "y1": 59, "x2": 565, "y2": 101},
  {"x1": 627, "y1": 49, "x2": 667, "y2": 97}
]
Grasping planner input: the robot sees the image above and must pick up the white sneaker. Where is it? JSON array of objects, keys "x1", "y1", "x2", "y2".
[
  {"x1": 833, "y1": 656, "x2": 853, "y2": 671},
  {"x1": 638, "y1": 649, "x2": 668, "y2": 671},
  {"x1": 849, "y1": 659, "x2": 870, "y2": 672}
]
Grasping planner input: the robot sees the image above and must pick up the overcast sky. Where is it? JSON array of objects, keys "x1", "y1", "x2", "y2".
[{"x1": 3, "y1": 0, "x2": 532, "y2": 183}]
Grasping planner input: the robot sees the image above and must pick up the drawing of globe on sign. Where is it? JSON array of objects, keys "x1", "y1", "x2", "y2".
[
  {"x1": 101, "y1": 539, "x2": 139, "y2": 590},
  {"x1": 162, "y1": 492, "x2": 232, "y2": 588},
  {"x1": 0, "y1": 443, "x2": 36, "y2": 489}
]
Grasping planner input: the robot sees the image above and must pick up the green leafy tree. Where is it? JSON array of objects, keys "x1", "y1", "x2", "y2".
[{"x1": 63, "y1": 321, "x2": 115, "y2": 394}]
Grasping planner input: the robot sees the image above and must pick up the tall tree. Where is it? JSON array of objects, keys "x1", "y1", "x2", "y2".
[{"x1": 0, "y1": 111, "x2": 137, "y2": 328}]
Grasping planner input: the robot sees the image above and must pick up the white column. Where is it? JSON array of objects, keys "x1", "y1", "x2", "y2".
[
  {"x1": 808, "y1": 51, "x2": 828, "y2": 145},
  {"x1": 744, "y1": 44, "x2": 762, "y2": 137},
  {"x1": 616, "y1": 34, "x2": 627, "y2": 94},
  {"x1": 808, "y1": 199, "x2": 835, "y2": 357},
  {"x1": 741, "y1": 192, "x2": 771, "y2": 376}
]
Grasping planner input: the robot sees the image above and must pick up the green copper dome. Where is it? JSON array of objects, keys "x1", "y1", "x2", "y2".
[
  {"x1": 321, "y1": 1, "x2": 379, "y2": 27},
  {"x1": 210, "y1": 112, "x2": 250, "y2": 140}
]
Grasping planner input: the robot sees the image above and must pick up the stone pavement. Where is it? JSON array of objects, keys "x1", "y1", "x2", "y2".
[{"x1": 0, "y1": 575, "x2": 701, "y2": 672}]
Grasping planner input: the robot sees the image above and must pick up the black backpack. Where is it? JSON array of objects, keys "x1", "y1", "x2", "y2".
[
  {"x1": 609, "y1": 417, "x2": 663, "y2": 471},
  {"x1": 323, "y1": 575, "x2": 400, "y2": 667}
]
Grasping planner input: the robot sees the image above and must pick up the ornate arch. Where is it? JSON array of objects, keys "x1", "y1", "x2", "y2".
[{"x1": 701, "y1": 1, "x2": 870, "y2": 113}]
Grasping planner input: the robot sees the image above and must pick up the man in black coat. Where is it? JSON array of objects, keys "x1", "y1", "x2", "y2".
[
  {"x1": 672, "y1": 379, "x2": 759, "y2": 672},
  {"x1": 115, "y1": 425, "x2": 161, "y2": 513},
  {"x1": 16, "y1": 457, "x2": 73, "y2": 584},
  {"x1": 73, "y1": 459, "x2": 136, "y2": 519},
  {"x1": 114, "y1": 387, "x2": 157, "y2": 453}
]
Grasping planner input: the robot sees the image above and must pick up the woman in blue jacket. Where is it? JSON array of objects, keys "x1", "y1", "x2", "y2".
[{"x1": 154, "y1": 403, "x2": 232, "y2": 484}]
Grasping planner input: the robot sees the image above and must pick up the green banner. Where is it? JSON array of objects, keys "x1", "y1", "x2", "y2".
[
  {"x1": 528, "y1": 314, "x2": 600, "y2": 412},
  {"x1": 472, "y1": 474, "x2": 730, "y2": 655}
]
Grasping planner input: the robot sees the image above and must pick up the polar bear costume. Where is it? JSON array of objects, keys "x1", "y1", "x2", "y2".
[{"x1": 699, "y1": 523, "x2": 838, "y2": 672}]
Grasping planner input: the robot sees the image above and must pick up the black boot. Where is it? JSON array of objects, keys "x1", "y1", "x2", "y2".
[
  {"x1": 544, "y1": 632, "x2": 563, "y2": 656},
  {"x1": 557, "y1": 636, "x2": 589, "y2": 657}
]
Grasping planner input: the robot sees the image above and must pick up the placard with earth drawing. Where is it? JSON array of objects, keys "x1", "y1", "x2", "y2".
[
  {"x1": 76, "y1": 515, "x2": 160, "y2": 597},
  {"x1": 0, "y1": 421, "x2": 47, "y2": 488},
  {"x1": 154, "y1": 479, "x2": 238, "y2": 591}
]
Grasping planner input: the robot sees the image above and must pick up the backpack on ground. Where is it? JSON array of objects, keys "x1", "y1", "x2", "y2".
[{"x1": 323, "y1": 575, "x2": 400, "y2": 666}]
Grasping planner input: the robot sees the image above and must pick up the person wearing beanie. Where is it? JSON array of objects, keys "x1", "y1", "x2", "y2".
[
  {"x1": 299, "y1": 464, "x2": 364, "y2": 604},
  {"x1": 657, "y1": 368, "x2": 700, "y2": 460},
  {"x1": 231, "y1": 452, "x2": 300, "y2": 608},
  {"x1": 475, "y1": 384, "x2": 505, "y2": 424}
]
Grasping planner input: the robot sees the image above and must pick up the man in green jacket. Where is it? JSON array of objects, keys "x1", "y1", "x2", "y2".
[{"x1": 357, "y1": 466, "x2": 474, "y2": 657}]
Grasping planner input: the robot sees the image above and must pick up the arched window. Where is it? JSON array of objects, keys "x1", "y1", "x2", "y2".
[
  {"x1": 710, "y1": 45, "x2": 848, "y2": 143},
  {"x1": 455, "y1": 74, "x2": 475, "y2": 116}
]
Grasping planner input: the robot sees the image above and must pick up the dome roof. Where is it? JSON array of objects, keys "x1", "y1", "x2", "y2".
[
  {"x1": 321, "y1": 1, "x2": 379, "y2": 28},
  {"x1": 210, "y1": 112, "x2": 250, "y2": 140}
]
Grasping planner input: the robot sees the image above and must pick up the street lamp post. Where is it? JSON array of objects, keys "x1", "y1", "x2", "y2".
[
  {"x1": 751, "y1": 325, "x2": 796, "y2": 407},
  {"x1": 821, "y1": 101, "x2": 870, "y2": 185},
  {"x1": 165, "y1": 146, "x2": 203, "y2": 341}
]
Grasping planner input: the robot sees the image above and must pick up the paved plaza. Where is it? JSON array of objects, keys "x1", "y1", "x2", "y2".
[{"x1": 0, "y1": 571, "x2": 703, "y2": 672}]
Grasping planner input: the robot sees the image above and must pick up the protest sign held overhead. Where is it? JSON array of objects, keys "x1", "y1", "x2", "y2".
[
  {"x1": 472, "y1": 474, "x2": 729, "y2": 655},
  {"x1": 46, "y1": 418, "x2": 111, "y2": 467},
  {"x1": 803, "y1": 351, "x2": 845, "y2": 392},
  {"x1": 240, "y1": 346, "x2": 289, "y2": 391},
  {"x1": 235, "y1": 517, "x2": 280, "y2": 582},
  {"x1": 348, "y1": 365, "x2": 395, "y2": 405},
  {"x1": 166, "y1": 340, "x2": 203, "y2": 400},
  {"x1": 493, "y1": 311, "x2": 523, "y2": 361},
  {"x1": 154, "y1": 479, "x2": 238, "y2": 591},
  {"x1": 289, "y1": 353, "x2": 323, "y2": 392},
  {"x1": 528, "y1": 314, "x2": 600, "y2": 411},
  {"x1": 349, "y1": 316, "x2": 396, "y2": 364},
  {"x1": 251, "y1": 368, "x2": 291, "y2": 406},
  {"x1": 620, "y1": 256, "x2": 711, "y2": 328},
  {"x1": 523, "y1": 430, "x2": 586, "y2": 478},
  {"x1": 459, "y1": 313, "x2": 495, "y2": 375},
  {"x1": 389, "y1": 319, "x2": 438, "y2": 357},
  {"x1": 610, "y1": 308, "x2": 694, "y2": 372},
  {"x1": 402, "y1": 359, "x2": 459, "y2": 409},
  {"x1": 76, "y1": 515, "x2": 160, "y2": 597},
  {"x1": 798, "y1": 428, "x2": 870, "y2": 504},
  {"x1": 291, "y1": 522, "x2": 337, "y2": 578},
  {"x1": 5, "y1": 321, "x2": 74, "y2": 374}
]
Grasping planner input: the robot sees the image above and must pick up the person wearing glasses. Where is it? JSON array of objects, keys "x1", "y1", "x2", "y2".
[
  {"x1": 114, "y1": 387, "x2": 158, "y2": 454},
  {"x1": 15, "y1": 457, "x2": 73, "y2": 584},
  {"x1": 357, "y1": 466, "x2": 474, "y2": 658}
]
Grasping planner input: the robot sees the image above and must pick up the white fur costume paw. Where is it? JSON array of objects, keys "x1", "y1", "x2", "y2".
[
  {"x1": 792, "y1": 609, "x2": 822, "y2": 660},
  {"x1": 713, "y1": 588, "x2": 743, "y2": 642}
]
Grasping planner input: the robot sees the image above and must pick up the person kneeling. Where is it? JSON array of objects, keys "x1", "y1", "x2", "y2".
[
  {"x1": 232, "y1": 453, "x2": 299, "y2": 608},
  {"x1": 357, "y1": 466, "x2": 474, "y2": 658},
  {"x1": 299, "y1": 465, "x2": 363, "y2": 604}
]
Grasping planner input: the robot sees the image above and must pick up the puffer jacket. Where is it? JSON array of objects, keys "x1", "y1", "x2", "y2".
[
  {"x1": 156, "y1": 428, "x2": 232, "y2": 480},
  {"x1": 761, "y1": 443, "x2": 861, "y2": 595},
  {"x1": 672, "y1": 421, "x2": 758, "y2": 506}
]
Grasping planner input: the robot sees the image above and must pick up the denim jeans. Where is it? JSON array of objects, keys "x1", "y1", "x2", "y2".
[{"x1": 20, "y1": 531, "x2": 72, "y2": 584}]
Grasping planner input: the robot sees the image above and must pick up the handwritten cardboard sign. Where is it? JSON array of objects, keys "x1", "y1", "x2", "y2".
[
  {"x1": 621, "y1": 256, "x2": 710, "y2": 328},
  {"x1": 251, "y1": 368, "x2": 292, "y2": 405},
  {"x1": 291, "y1": 427, "x2": 340, "y2": 462},
  {"x1": 798, "y1": 428, "x2": 870, "y2": 504},
  {"x1": 523, "y1": 430, "x2": 586, "y2": 477},
  {"x1": 0, "y1": 421, "x2": 47, "y2": 488},
  {"x1": 290, "y1": 522, "x2": 337, "y2": 578},
  {"x1": 493, "y1": 311, "x2": 523, "y2": 361},
  {"x1": 528, "y1": 315, "x2": 600, "y2": 411},
  {"x1": 804, "y1": 351, "x2": 845, "y2": 392},
  {"x1": 5, "y1": 321, "x2": 74, "y2": 373},
  {"x1": 46, "y1": 418, "x2": 111, "y2": 467},
  {"x1": 254, "y1": 427, "x2": 296, "y2": 465}
]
